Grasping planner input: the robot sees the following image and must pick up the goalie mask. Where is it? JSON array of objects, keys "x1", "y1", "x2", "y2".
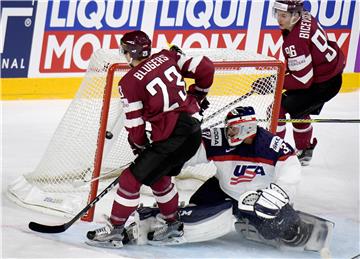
[
  {"x1": 225, "y1": 106, "x2": 257, "y2": 146},
  {"x1": 120, "y1": 30, "x2": 151, "y2": 60}
]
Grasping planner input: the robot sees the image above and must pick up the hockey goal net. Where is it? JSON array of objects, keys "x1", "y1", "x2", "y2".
[{"x1": 7, "y1": 48, "x2": 285, "y2": 221}]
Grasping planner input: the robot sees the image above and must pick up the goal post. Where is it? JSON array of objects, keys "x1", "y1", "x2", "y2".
[{"x1": 7, "y1": 48, "x2": 285, "y2": 221}]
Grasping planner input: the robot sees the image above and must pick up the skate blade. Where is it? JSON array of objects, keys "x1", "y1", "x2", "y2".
[
  {"x1": 300, "y1": 160, "x2": 311, "y2": 166},
  {"x1": 148, "y1": 235, "x2": 187, "y2": 246},
  {"x1": 298, "y1": 211, "x2": 335, "y2": 252},
  {"x1": 85, "y1": 239, "x2": 123, "y2": 249}
]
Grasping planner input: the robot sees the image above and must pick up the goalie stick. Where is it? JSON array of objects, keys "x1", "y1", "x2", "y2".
[
  {"x1": 28, "y1": 166, "x2": 127, "y2": 233},
  {"x1": 274, "y1": 118, "x2": 360, "y2": 124}
]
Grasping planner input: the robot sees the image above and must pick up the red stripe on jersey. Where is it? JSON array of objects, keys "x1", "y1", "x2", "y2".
[
  {"x1": 209, "y1": 155, "x2": 274, "y2": 166},
  {"x1": 278, "y1": 154, "x2": 293, "y2": 161},
  {"x1": 230, "y1": 178, "x2": 253, "y2": 185}
]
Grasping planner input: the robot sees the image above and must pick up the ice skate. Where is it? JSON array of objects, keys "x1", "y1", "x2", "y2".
[
  {"x1": 85, "y1": 215, "x2": 126, "y2": 249},
  {"x1": 297, "y1": 138, "x2": 317, "y2": 166},
  {"x1": 147, "y1": 214, "x2": 185, "y2": 245}
]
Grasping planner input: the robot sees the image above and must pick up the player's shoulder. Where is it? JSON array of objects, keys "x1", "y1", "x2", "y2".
[
  {"x1": 284, "y1": 12, "x2": 314, "y2": 44},
  {"x1": 119, "y1": 69, "x2": 136, "y2": 89},
  {"x1": 255, "y1": 127, "x2": 291, "y2": 154},
  {"x1": 153, "y1": 49, "x2": 177, "y2": 60}
]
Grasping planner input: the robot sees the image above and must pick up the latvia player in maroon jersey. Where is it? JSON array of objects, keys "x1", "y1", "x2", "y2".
[
  {"x1": 86, "y1": 30, "x2": 214, "y2": 248},
  {"x1": 273, "y1": 0, "x2": 345, "y2": 166}
]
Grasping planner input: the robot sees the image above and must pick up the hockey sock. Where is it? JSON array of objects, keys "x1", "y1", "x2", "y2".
[
  {"x1": 110, "y1": 168, "x2": 142, "y2": 226},
  {"x1": 293, "y1": 116, "x2": 313, "y2": 150},
  {"x1": 151, "y1": 176, "x2": 179, "y2": 222},
  {"x1": 276, "y1": 107, "x2": 286, "y2": 139}
]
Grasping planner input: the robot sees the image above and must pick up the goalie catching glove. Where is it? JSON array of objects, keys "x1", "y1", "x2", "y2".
[{"x1": 238, "y1": 183, "x2": 290, "y2": 220}]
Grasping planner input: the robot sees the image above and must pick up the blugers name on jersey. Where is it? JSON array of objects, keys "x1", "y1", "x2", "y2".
[
  {"x1": 118, "y1": 49, "x2": 214, "y2": 147},
  {"x1": 202, "y1": 127, "x2": 296, "y2": 199},
  {"x1": 282, "y1": 11, "x2": 345, "y2": 90}
]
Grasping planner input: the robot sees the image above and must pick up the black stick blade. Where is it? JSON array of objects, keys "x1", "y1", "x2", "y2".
[{"x1": 28, "y1": 221, "x2": 67, "y2": 233}]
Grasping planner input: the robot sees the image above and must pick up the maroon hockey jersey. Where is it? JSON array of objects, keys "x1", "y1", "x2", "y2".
[
  {"x1": 282, "y1": 11, "x2": 345, "y2": 90},
  {"x1": 118, "y1": 49, "x2": 214, "y2": 147}
]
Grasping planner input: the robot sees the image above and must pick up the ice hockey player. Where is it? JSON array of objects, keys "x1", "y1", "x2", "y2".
[
  {"x1": 86, "y1": 30, "x2": 215, "y2": 248},
  {"x1": 181, "y1": 106, "x2": 333, "y2": 251},
  {"x1": 126, "y1": 106, "x2": 333, "y2": 251},
  {"x1": 272, "y1": 0, "x2": 345, "y2": 165}
]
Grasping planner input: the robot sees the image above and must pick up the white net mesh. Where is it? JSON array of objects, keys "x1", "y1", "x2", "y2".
[{"x1": 7, "y1": 48, "x2": 284, "y2": 217}]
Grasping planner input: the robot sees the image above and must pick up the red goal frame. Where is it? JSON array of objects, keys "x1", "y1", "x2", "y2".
[{"x1": 82, "y1": 60, "x2": 285, "y2": 222}]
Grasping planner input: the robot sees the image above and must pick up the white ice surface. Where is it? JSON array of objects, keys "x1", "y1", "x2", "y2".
[{"x1": 1, "y1": 91, "x2": 360, "y2": 258}]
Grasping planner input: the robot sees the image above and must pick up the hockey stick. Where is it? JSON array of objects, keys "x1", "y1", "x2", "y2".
[
  {"x1": 71, "y1": 163, "x2": 131, "y2": 188},
  {"x1": 29, "y1": 175, "x2": 121, "y2": 233},
  {"x1": 275, "y1": 118, "x2": 360, "y2": 124},
  {"x1": 202, "y1": 89, "x2": 255, "y2": 128},
  {"x1": 28, "y1": 163, "x2": 130, "y2": 234}
]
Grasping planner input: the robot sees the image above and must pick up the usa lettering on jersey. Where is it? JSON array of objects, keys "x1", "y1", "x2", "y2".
[{"x1": 230, "y1": 165, "x2": 265, "y2": 185}]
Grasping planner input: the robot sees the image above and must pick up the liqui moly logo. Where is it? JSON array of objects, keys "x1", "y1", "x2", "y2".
[
  {"x1": 39, "y1": 1, "x2": 144, "y2": 73},
  {"x1": 21, "y1": 0, "x2": 358, "y2": 77},
  {"x1": 153, "y1": 1, "x2": 251, "y2": 49}
]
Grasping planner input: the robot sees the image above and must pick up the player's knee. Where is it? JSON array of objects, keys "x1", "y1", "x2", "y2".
[
  {"x1": 150, "y1": 176, "x2": 172, "y2": 192},
  {"x1": 119, "y1": 168, "x2": 142, "y2": 193}
]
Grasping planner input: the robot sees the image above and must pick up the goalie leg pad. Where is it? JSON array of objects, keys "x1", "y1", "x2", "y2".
[
  {"x1": 133, "y1": 201, "x2": 233, "y2": 245},
  {"x1": 181, "y1": 201, "x2": 233, "y2": 243}
]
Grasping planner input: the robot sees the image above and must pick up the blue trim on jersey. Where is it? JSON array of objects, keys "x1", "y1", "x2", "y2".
[{"x1": 203, "y1": 127, "x2": 295, "y2": 166}]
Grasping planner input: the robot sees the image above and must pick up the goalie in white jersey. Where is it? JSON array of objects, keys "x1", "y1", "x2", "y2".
[
  {"x1": 184, "y1": 106, "x2": 326, "y2": 249},
  {"x1": 187, "y1": 105, "x2": 301, "y2": 206},
  {"x1": 128, "y1": 106, "x2": 333, "y2": 251}
]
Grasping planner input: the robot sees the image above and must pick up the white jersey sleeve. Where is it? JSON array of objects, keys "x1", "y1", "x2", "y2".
[
  {"x1": 273, "y1": 154, "x2": 302, "y2": 202},
  {"x1": 183, "y1": 142, "x2": 209, "y2": 169}
]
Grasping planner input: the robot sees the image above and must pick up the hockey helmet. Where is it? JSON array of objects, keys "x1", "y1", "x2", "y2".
[
  {"x1": 273, "y1": 0, "x2": 304, "y2": 14},
  {"x1": 120, "y1": 30, "x2": 151, "y2": 60},
  {"x1": 225, "y1": 106, "x2": 257, "y2": 146}
]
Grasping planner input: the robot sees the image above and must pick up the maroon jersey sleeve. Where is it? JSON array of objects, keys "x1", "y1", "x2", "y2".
[
  {"x1": 282, "y1": 12, "x2": 345, "y2": 90},
  {"x1": 118, "y1": 77, "x2": 147, "y2": 148},
  {"x1": 165, "y1": 49, "x2": 215, "y2": 95}
]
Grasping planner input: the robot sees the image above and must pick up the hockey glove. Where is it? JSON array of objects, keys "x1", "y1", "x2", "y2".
[
  {"x1": 169, "y1": 44, "x2": 185, "y2": 56},
  {"x1": 128, "y1": 135, "x2": 148, "y2": 156},
  {"x1": 187, "y1": 84, "x2": 208, "y2": 104},
  {"x1": 251, "y1": 75, "x2": 276, "y2": 95},
  {"x1": 254, "y1": 183, "x2": 290, "y2": 220},
  {"x1": 199, "y1": 97, "x2": 210, "y2": 116}
]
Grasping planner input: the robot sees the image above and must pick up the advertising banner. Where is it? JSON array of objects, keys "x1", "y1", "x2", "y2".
[
  {"x1": 1, "y1": 0, "x2": 359, "y2": 79},
  {"x1": 1, "y1": 1, "x2": 37, "y2": 78}
]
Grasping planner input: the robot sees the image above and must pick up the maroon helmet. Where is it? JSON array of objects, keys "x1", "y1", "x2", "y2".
[
  {"x1": 120, "y1": 30, "x2": 151, "y2": 60},
  {"x1": 273, "y1": 0, "x2": 304, "y2": 13}
]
